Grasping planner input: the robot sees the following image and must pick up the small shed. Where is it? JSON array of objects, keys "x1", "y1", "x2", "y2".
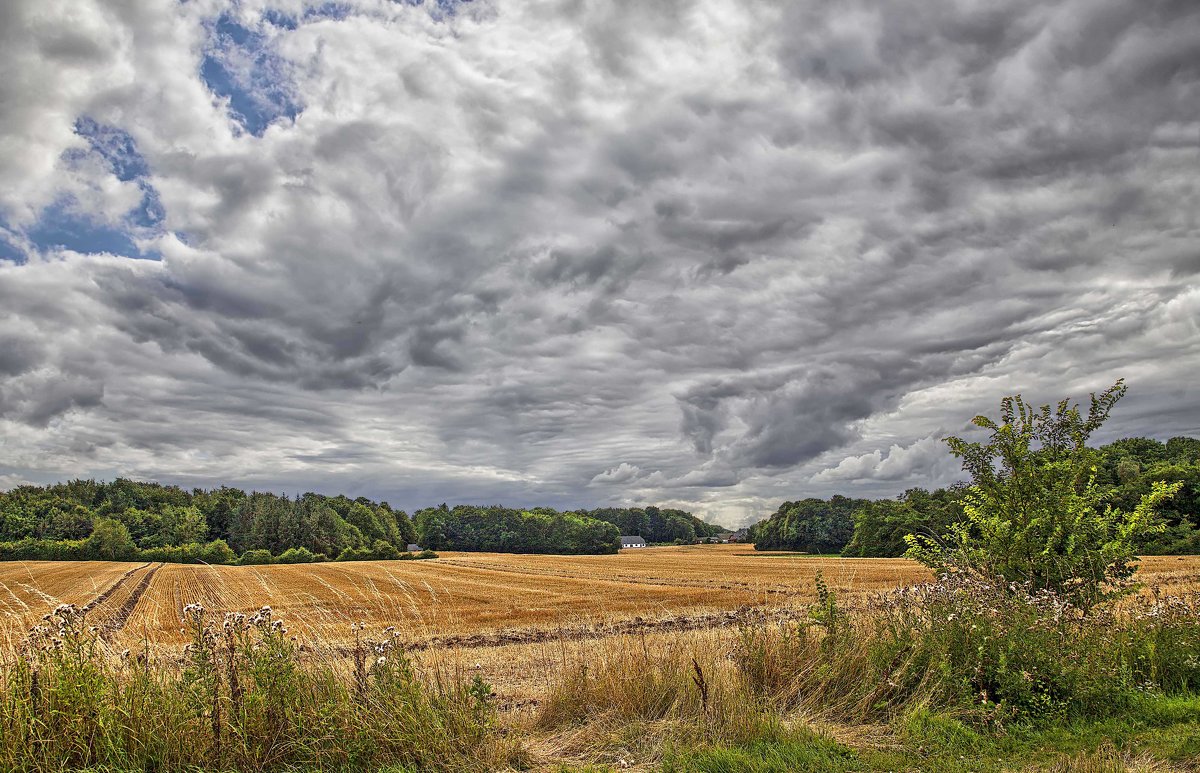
[
  {"x1": 620, "y1": 535, "x2": 647, "y2": 548},
  {"x1": 407, "y1": 544, "x2": 423, "y2": 552}
]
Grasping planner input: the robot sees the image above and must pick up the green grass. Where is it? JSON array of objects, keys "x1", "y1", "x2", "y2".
[{"x1": 658, "y1": 695, "x2": 1200, "y2": 772}]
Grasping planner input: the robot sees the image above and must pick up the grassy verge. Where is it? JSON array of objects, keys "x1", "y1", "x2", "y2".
[{"x1": 659, "y1": 696, "x2": 1200, "y2": 772}]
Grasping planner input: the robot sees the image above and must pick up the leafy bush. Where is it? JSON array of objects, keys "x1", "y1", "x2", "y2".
[
  {"x1": 906, "y1": 380, "x2": 1181, "y2": 611},
  {"x1": 275, "y1": 547, "x2": 325, "y2": 564},
  {"x1": 140, "y1": 539, "x2": 237, "y2": 565},
  {"x1": 237, "y1": 548, "x2": 275, "y2": 565},
  {"x1": 335, "y1": 546, "x2": 374, "y2": 562},
  {"x1": 335, "y1": 541, "x2": 436, "y2": 562},
  {"x1": 371, "y1": 539, "x2": 400, "y2": 560},
  {"x1": 0, "y1": 537, "x2": 92, "y2": 561}
]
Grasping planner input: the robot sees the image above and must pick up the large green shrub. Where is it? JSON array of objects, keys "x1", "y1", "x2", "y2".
[
  {"x1": 237, "y1": 548, "x2": 275, "y2": 565},
  {"x1": 275, "y1": 546, "x2": 325, "y2": 564},
  {"x1": 907, "y1": 380, "x2": 1181, "y2": 611}
]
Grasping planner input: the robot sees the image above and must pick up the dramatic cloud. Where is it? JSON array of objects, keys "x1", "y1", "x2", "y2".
[{"x1": 1, "y1": 0, "x2": 1198, "y2": 526}]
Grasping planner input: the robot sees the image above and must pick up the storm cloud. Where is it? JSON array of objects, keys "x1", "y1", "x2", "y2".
[{"x1": 1, "y1": 0, "x2": 1197, "y2": 526}]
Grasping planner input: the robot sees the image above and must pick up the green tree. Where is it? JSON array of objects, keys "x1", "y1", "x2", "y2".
[
  {"x1": 87, "y1": 517, "x2": 138, "y2": 561},
  {"x1": 152, "y1": 505, "x2": 207, "y2": 547},
  {"x1": 843, "y1": 499, "x2": 923, "y2": 557},
  {"x1": 906, "y1": 380, "x2": 1180, "y2": 611},
  {"x1": 753, "y1": 496, "x2": 862, "y2": 553}
]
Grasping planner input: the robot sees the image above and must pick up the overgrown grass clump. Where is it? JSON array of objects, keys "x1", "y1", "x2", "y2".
[
  {"x1": 733, "y1": 574, "x2": 1200, "y2": 726},
  {"x1": 0, "y1": 603, "x2": 523, "y2": 772},
  {"x1": 535, "y1": 573, "x2": 1200, "y2": 766}
]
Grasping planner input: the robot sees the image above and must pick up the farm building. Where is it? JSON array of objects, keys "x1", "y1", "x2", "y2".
[
  {"x1": 407, "y1": 544, "x2": 422, "y2": 552},
  {"x1": 620, "y1": 535, "x2": 647, "y2": 548}
]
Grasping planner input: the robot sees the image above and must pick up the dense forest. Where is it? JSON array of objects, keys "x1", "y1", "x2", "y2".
[
  {"x1": 752, "y1": 436, "x2": 1200, "y2": 556},
  {"x1": 411, "y1": 504, "x2": 724, "y2": 554},
  {"x1": 0, "y1": 479, "x2": 725, "y2": 563},
  {"x1": 582, "y1": 506, "x2": 727, "y2": 544}
]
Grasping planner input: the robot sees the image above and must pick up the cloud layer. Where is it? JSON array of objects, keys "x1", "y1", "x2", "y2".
[{"x1": 1, "y1": 0, "x2": 1198, "y2": 526}]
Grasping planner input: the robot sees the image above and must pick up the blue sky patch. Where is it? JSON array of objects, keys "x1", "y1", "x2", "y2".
[
  {"x1": 261, "y1": 3, "x2": 353, "y2": 30},
  {"x1": 400, "y1": 0, "x2": 472, "y2": 21},
  {"x1": 305, "y1": 3, "x2": 354, "y2": 22},
  {"x1": 73, "y1": 117, "x2": 151, "y2": 182},
  {"x1": 0, "y1": 221, "x2": 27, "y2": 264},
  {"x1": 72, "y1": 116, "x2": 166, "y2": 231},
  {"x1": 12, "y1": 119, "x2": 167, "y2": 260},
  {"x1": 260, "y1": 8, "x2": 299, "y2": 30},
  {"x1": 26, "y1": 200, "x2": 152, "y2": 259},
  {"x1": 201, "y1": 12, "x2": 302, "y2": 137}
]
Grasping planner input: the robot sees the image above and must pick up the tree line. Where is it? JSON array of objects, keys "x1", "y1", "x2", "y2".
[
  {"x1": 0, "y1": 479, "x2": 726, "y2": 563},
  {"x1": 410, "y1": 504, "x2": 725, "y2": 554},
  {"x1": 750, "y1": 434, "x2": 1200, "y2": 556}
]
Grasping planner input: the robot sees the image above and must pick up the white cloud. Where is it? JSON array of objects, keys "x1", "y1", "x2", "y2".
[
  {"x1": 590, "y1": 463, "x2": 644, "y2": 485},
  {"x1": 812, "y1": 435, "x2": 953, "y2": 484}
]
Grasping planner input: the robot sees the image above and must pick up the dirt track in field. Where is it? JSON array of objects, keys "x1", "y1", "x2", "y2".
[{"x1": 95, "y1": 562, "x2": 163, "y2": 639}]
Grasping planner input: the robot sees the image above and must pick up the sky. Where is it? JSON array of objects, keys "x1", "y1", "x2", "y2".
[{"x1": 1, "y1": 0, "x2": 1198, "y2": 527}]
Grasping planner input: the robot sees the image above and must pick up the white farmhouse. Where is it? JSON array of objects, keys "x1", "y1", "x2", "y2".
[{"x1": 620, "y1": 535, "x2": 647, "y2": 548}]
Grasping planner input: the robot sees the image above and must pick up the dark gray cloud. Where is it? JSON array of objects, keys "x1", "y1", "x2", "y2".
[{"x1": 0, "y1": 0, "x2": 1198, "y2": 526}]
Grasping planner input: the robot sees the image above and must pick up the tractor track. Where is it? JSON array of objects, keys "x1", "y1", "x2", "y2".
[
  {"x1": 82, "y1": 562, "x2": 151, "y2": 615},
  {"x1": 99, "y1": 562, "x2": 163, "y2": 640},
  {"x1": 313, "y1": 605, "x2": 808, "y2": 658}
]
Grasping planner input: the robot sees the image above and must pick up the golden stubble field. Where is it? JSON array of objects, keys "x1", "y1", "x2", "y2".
[{"x1": 4, "y1": 545, "x2": 1200, "y2": 702}]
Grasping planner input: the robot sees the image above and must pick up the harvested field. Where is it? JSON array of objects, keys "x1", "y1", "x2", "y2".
[
  {"x1": 0, "y1": 546, "x2": 927, "y2": 646},
  {"x1": 3, "y1": 546, "x2": 1199, "y2": 700}
]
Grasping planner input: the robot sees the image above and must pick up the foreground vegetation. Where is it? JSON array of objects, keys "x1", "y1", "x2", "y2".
[
  {"x1": 538, "y1": 575, "x2": 1200, "y2": 771},
  {"x1": 3, "y1": 573, "x2": 1199, "y2": 771},
  {"x1": 1, "y1": 602, "x2": 525, "y2": 771}
]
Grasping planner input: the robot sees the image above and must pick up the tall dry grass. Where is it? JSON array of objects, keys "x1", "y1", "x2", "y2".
[
  {"x1": 533, "y1": 572, "x2": 1200, "y2": 766},
  {"x1": 0, "y1": 602, "x2": 526, "y2": 772}
]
